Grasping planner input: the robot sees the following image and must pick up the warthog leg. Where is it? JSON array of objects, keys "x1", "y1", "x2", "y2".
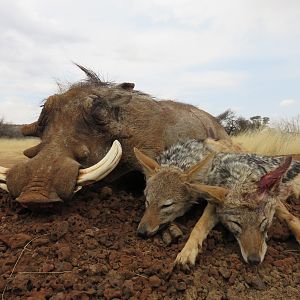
[
  {"x1": 174, "y1": 204, "x2": 218, "y2": 269},
  {"x1": 276, "y1": 201, "x2": 300, "y2": 244}
]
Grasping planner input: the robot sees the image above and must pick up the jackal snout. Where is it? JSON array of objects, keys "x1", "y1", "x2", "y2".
[
  {"x1": 236, "y1": 228, "x2": 268, "y2": 265},
  {"x1": 137, "y1": 223, "x2": 159, "y2": 237},
  {"x1": 247, "y1": 254, "x2": 262, "y2": 265},
  {"x1": 137, "y1": 208, "x2": 160, "y2": 237}
]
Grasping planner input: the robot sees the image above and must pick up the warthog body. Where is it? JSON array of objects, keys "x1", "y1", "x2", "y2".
[
  {"x1": 135, "y1": 139, "x2": 300, "y2": 265},
  {"x1": 2, "y1": 66, "x2": 229, "y2": 207}
]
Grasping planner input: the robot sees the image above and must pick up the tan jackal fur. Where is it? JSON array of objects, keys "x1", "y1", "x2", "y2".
[
  {"x1": 134, "y1": 139, "x2": 300, "y2": 265},
  {"x1": 175, "y1": 158, "x2": 300, "y2": 267}
]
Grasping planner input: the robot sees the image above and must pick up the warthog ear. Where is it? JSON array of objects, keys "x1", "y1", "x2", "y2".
[
  {"x1": 257, "y1": 156, "x2": 292, "y2": 194},
  {"x1": 184, "y1": 153, "x2": 214, "y2": 181},
  {"x1": 186, "y1": 183, "x2": 229, "y2": 205},
  {"x1": 134, "y1": 147, "x2": 160, "y2": 177},
  {"x1": 21, "y1": 121, "x2": 39, "y2": 137}
]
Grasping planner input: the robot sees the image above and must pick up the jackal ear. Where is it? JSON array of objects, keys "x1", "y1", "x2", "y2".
[
  {"x1": 186, "y1": 183, "x2": 228, "y2": 204},
  {"x1": 184, "y1": 154, "x2": 214, "y2": 181},
  {"x1": 134, "y1": 147, "x2": 160, "y2": 177},
  {"x1": 257, "y1": 156, "x2": 292, "y2": 194}
]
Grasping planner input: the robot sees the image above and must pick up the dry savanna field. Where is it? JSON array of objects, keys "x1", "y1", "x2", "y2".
[
  {"x1": 0, "y1": 138, "x2": 39, "y2": 168},
  {"x1": 0, "y1": 131, "x2": 300, "y2": 300}
]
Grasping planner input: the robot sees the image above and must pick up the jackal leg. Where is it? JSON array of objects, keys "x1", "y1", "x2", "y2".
[
  {"x1": 275, "y1": 201, "x2": 300, "y2": 244},
  {"x1": 174, "y1": 204, "x2": 218, "y2": 267}
]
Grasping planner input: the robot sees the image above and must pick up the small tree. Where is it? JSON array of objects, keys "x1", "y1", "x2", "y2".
[
  {"x1": 0, "y1": 118, "x2": 23, "y2": 138},
  {"x1": 217, "y1": 109, "x2": 269, "y2": 135}
]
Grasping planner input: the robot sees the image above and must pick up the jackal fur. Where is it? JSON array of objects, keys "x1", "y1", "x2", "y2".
[{"x1": 134, "y1": 138, "x2": 300, "y2": 266}]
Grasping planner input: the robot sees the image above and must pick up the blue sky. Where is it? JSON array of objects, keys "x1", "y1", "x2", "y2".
[{"x1": 0, "y1": 0, "x2": 300, "y2": 124}]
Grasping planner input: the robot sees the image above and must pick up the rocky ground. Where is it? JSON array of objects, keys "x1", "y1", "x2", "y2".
[{"x1": 0, "y1": 175, "x2": 300, "y2": 300}]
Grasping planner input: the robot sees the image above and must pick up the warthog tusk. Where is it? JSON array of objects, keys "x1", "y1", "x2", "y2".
[
  {"x1": 73, "y1": 186, "x2": 82, "y2": 194},
  {"x1": 76, "y1": 140, "x2": 122, "y2": 186},
  {"x1": 0, "y1": 166, "x2": 8, "y2": 182},
  {"x1": 0, "y1": 173, "x2": 6, "y2": 181},
  {"x1": 0, "y1": 166, "x2": 8, "y2": 174},
  {"x1": 0, "y1": 183, "x2": 8, "y2": 192}
]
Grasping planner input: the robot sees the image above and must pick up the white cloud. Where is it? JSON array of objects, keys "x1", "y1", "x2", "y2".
[
  {"x1": 0, "y1": 0, "x2": 300, "y2": 122},
  {"x1": 179, "y1": 71, "x2": 246, "y2": 89},
  {"x1": 0, "y1": 97, "x2": 41, "y2": 124},
  {"x1": 279, "y1": 99, "x2": 297, "y2": 107}
]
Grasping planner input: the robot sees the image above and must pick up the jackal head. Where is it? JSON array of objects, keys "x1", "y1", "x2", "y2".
[
  {"x1": 189, "y1": 156, "x2": 293, "y2": 265},
  {"x1": 133, "y1": 147, "x2": 213, "y2": 237}
]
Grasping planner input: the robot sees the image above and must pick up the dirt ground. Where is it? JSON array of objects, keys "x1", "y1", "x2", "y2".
[
  {"x1": 0, "y1": 176, "x2": 300, "y2": 300},
  {"x1": 0, "y1": 140, "x2": 300, "y2": 300}
]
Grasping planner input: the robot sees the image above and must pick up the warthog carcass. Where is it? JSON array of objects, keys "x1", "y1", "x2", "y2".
[
  {"x1": 134, "y1": 139, "x2": 300, "y2": 266},
  {"x1": 0, "y1": 65, "x2": 229, "y2": 207}
]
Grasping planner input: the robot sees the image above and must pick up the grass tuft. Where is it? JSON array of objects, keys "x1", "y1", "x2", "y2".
[{"x1": 232, "y1": 128, "x2": 300, "y2": 156}]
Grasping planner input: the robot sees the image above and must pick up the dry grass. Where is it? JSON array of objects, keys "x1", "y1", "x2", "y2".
[
  {"x1": 0, "y1": 138, "x2": 40, "y2": 167},
  {"x1": 232, "y1": 128, "x2": 300, "y2": 156},
  {"x1": 1, "y1": 129, "x2": 300, "y2": 168}
]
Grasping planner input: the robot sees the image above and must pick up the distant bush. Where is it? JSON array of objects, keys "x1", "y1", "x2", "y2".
[
  {"x1": 273, "y1": 115, "x2": 300, "y2": 134},
  {"x1": 0, "y1": 118, "x2": 23, "y2": 138},
  {"x1": 217, "y1": 109, "x2": 270, "y2": 135}
]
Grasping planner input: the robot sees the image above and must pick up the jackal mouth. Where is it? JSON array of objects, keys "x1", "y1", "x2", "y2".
[
  {"x1": 145, "y1": 222, "x2": 169, "y2": 237},
  {"x1": 158, "y1": 222, "x2": 169, "y2": 232}
]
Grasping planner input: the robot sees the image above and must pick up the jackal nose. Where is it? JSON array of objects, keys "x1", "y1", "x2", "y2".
[
  {"x1": 137, "y1": 224, "x2": 148, "y2": 238},
  {"x1": 247, "y1": 254, "x2": 261, "y2": 265}
]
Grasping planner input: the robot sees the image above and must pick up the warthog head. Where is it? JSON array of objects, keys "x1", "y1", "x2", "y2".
[
  {"x1": 133, "y1": 147, "x2": 213, "y2": 237},
  {"x1": 0, "y1": 66, "x2": 136, "y2": 207},
  {"x1": 189, "y1": 156, "x2": 292, "y2": 265}
]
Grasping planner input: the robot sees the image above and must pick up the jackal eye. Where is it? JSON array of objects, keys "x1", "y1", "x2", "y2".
[
  {"x1": 160, "y1": 199, "x2": 174, "y2": 209},
  {"x1": 161, "y1": 203, "x2": 174, "y2": 209},
  {"x1": 260, "y1": 218, "x2": 269, "y2": 232},
  {"x1": 227, "y1": 220, "x2": 242, "y2": 236}
]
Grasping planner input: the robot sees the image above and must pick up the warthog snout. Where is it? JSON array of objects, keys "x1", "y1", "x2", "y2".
[{"x1": 16, "y1": 188, "x2": 64, "y2": 208}]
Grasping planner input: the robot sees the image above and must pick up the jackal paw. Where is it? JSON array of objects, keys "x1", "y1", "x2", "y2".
[
  {"x1": 161, "y1": 223, "x2": 183, "y2": 246},
  {"x1": 174, "y1": 242, "x2": 200, "y2": 270}
]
